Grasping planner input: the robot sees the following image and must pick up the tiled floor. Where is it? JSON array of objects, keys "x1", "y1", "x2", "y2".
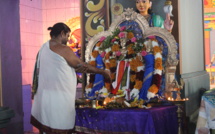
[
  {"x1": 24, "y1": 131, "x2": 39, "y2": 134},
  {"x1": 24, "y1": 126, "x2": 39, "y2": 134}
]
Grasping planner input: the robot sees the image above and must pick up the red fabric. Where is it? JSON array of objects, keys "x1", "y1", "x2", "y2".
[{"x1": 111, "y1": 61, "x2": 125, "y2": 94}]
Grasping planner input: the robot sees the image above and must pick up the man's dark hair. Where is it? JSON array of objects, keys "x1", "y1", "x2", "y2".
[{"x1": 48, "y1": 22, "x2": 71, "y2": 38}]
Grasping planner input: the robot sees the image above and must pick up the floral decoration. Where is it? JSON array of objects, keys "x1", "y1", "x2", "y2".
[{"x1": 86, "y1": 26, "x2": 163, "y2": 101}]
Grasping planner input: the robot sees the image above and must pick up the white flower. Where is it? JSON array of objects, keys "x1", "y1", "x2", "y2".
[
  {"x1": 105, "y1": 48, "x2": 110, "y2": 53},
  {"x1": 105, "y1": 59, "x2": 110, "y2": 63},
  {"x1": 85, "y1": 88, "x2": 92, "y2": 94},
  {"x1": 90, "y1": 57, "x2": 95, "y2": 61},
  {"x1": 99, "y1": 87, "x2": 109, "y2": 97},
  {"x1": 147, "y1": 91, "x2": 156, "y2": 100},
  {"x1": 137, "y1": 66, "x2": 144, "y2": 72},
  {"x1": 155, "y1": 53, "x2": 162, "y2": 59},
  {"x1": 94, "y1": 46, "x2": 99, "y2": 51},
  {"x1": 154, "y1": 69, "x2": 162, "y2": 75},
  {"x1": 99, "y1": 87, "x2": 108, "y2": 94},
  {"x1": 152, "y1": 41, "x2": 159, "y2": 47},
  {"x1": 130, "y1": 88, "x2": 139, "y2": 99}
]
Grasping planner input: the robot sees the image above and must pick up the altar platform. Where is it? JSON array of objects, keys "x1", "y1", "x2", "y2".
[{"x1": 75, "y1": 105, "x2": 178, "y2": 134}]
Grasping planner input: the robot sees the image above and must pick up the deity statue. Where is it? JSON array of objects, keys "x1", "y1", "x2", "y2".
[{"x1": 85, "y1": 0, "x2": 179, "y2": 103}]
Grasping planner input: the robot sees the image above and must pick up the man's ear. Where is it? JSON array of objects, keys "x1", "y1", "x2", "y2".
[{"x1": 60, "y1": 31, "x2": 65, "y2": 37}]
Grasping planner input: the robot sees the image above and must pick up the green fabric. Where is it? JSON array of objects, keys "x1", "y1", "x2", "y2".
[
  {"x1": 152, "y1": 14, "x2": 164, "y2": 28},
  {"x1": 121, "y1": 67, "x2": 128, "y2": 88},
  {"x1": 32, "y1": 53, "x2": 39, "y2": 97}
]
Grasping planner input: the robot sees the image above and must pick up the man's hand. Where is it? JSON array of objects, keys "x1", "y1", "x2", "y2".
[
  {"x1": 75, "y1": 63, "x2": 88, "y2": 73},
  {"x1": 103, "y1": 70, "x2": 111, "y2": 80},
  {"x1": 164, "y1": 13, "x2": 174, "y2": 32}
]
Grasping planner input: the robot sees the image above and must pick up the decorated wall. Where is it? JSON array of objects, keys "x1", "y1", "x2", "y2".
[{"x1": 204, "y1": 0, "x2": 215, "y2": 82}]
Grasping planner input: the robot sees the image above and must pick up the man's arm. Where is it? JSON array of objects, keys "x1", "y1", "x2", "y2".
[{"x1": 62, "y1": 46, "x2": 110, "y2": 79}]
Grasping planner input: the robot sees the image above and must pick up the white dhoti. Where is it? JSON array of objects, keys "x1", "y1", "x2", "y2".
[{"x1": 31, "y1": 41, "x2": 77, "y2": 133}]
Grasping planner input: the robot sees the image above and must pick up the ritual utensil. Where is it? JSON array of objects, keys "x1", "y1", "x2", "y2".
[{"x1": 92, "y1": 100, "x2": 99, "y2": 108}]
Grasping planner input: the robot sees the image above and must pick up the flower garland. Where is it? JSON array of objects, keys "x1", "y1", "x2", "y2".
[
  {"x1": 147, "y1": 38, "x2": 163, "y2": 99},
  {"x1": 86, "y1": 26, "x2": 165, "y2": 101},
  {"x1": 100, "y1": 26, "x2": 147, "y2": 96}
]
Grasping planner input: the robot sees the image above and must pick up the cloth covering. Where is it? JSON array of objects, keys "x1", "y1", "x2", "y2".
[
  {"x1": 31, "y1": 41, "x2": 77, "y2": 132},
  {"x1": 75, "y1": 105, "x2": 178, "y2": 134}
]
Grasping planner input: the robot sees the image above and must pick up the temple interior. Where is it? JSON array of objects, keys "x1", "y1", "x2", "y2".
[{"x1": 0, "y1": 0, "x2": 215, "y2": 134}]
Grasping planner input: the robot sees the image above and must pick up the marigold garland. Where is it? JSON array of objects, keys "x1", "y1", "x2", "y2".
[
  {"x1": 110, "y1": 59, "x2": 117, "y2": 68},
  {"x1": 92, "y1": 51, "x2": 99, "y2": 58},
  {"x1": 127, "y1": 46, "x2": 135, "y2": 55},
  {"x1": 130, "y1": 58, "x2": 138, "y2": 71},
  {"x1": 130, "y1": 74, "x2": 136, "y2": 82},
  {"x1": 127, "y1": 32, "x2": 134, "y2": 39},
  {"x1": 148, "y1": 84, "x2": 159, "y2": 94},
  {"x1": 134, "y1": 80, "x2": 143, "y2": 89},
  {"x1": 111, "y1": 44, "x2": 120, "y2": 51},
  {"x1": 146, "y1": 39, "x2": 163, "y2": 99},
  {"x1": 96, "y1": 42, "x2": 102, "y2": 46},
  {"x1": 153, "y1": 46, "x2": 161, "y2": 54},
  {"x1": 86, "y1": 26, "x2": 165, "y2": 101},
  {"x1": 155, "y1": 58, "x2": 163, "y2": 70}
]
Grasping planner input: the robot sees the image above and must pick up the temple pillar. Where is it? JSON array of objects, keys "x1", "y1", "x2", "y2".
[{"x1": 0, "y1": 0, "x2": 23, "y2": 133}]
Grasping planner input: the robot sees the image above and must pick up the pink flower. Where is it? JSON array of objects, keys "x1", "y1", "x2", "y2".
[
  {"x1": 131, "y1": 37, "x2": 136, "y2": 42},
  {"x1": 116, "y1": 51, "x2": 121, "y2": 56},
  {"x1": 118, "y1": 32, "x2": 125, "y2": 38},
  {"x1": 141, "y1": 51, "x2": 147, "y2": 56},
  {"x1": 100, "y1": 51, "x2": 106, "y2": 58},
  {"x1": 126, "y1": 62, "x2": 130, "y2": 67},
  {"x1": 111, "y1": 38, "x2": 116, "y2": 42},
  {"x1": 120, "y1": 26, "x2": 126, "y2": 31},
  {"x1": 99, "y1": 36, "x2": 106, "y2": 42},
  {"x1": 148, "y1": 36, "x2": 155, "y2": 39}
]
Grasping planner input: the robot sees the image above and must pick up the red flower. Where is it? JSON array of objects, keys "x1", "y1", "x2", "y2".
[
  {"x1": 111, "y1": 38, "x2": 116, "y2": 42},
  {"x1": 152, "y1": 74, "x2": 162, "y2": 88},
  {"x1": 100, "y1": 51, "x2": 106, "y2": 58},
  {"x1": 141, "y1": 51, "x2": 147, "y2": 56},
  {"x1": 131, "y1": 37, "x2": 136, "y2": 42},
  {"x1": 116, "y1": 51, "x2": 121, "y2": 56},
  {"x1": 120, "y1": 26, "x2": 126, "y2": 31},
  {"x1": 99, "y1": 36, "x2": 106, "y2": 42},
  {"x1": 119, "y1": 32, "x2": 125, "y2": 38}
]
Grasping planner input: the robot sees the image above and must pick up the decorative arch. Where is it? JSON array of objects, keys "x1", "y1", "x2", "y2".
[{"x1": 85, "y1": 8, "x2": 179, "y2": 94}]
